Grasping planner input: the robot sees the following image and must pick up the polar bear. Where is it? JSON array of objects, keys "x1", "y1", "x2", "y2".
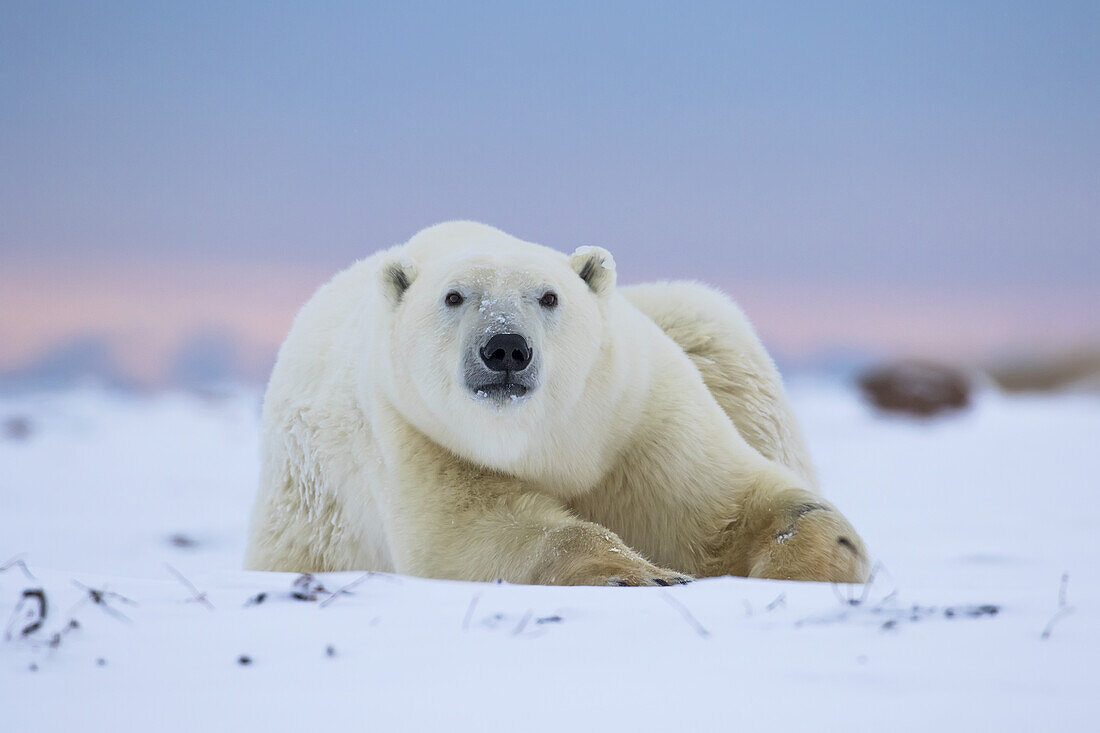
[{"x1": 245, "y1": 222, "x2": 868, "y2": 585}]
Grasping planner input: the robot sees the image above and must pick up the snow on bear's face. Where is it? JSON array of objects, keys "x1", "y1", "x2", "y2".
[{"x1": 376, "y1": 230, "x2": 615, "y2": 466}]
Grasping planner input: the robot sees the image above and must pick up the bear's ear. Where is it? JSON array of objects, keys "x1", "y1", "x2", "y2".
[
  {"x1": 569, "y1": 245, "x2": 616, "y2": 296},
  {"x1": 378, "y1": 257, "x2": 419, "y2": 305}
]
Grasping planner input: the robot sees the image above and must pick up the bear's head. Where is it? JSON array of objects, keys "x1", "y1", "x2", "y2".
[{"x1": 373, "y1": 222, "x2": 616, "y2": 465}]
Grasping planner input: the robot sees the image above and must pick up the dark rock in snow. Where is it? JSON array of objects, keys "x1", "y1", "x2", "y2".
[
  {"x1": 167, "y1": 533, "x2": 199, "y2": 549},
  {"x1": 858, "y1": 361, "x2": 971, "y2": 417},
  {"x1": 988, "y1": 350, "x2": 1100, "y2": 394},
  {"x1": 3, "y1": 416, "x2": 32, "y2": 441}
]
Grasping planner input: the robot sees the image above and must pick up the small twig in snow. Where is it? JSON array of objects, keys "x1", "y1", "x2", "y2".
[
  {"x1": 659, "y1": 590, "x2": 711, "y2": 638},
  {"x1": 165, "y1": 564, "x2": 215, "y2": 610},
  {"x1": 5, "y1": 586, "x2": 87, "y2": 652},
  {"x1": 873, "y1": 590, "x2": 899, "y2": 611},
  {"x1": 462, "y1": 593, "x2": 481, "y2": 631},
  {"x1": 0, "y1": 554, "x2": 36, "y2": 580},
  {"x1": 291, "y1": 573, "x2": 327, "y2": 601},
  {"x1": 511, "y1": 610, "x2": 533, "y2": 636},
  {"x1": 832, "y1": 561, "x2": 885, "y2": 608},
  {"x1": 1040, "y1": 573, "x2": 1074, "y2": 641},
  {"x1": 5, "y1": 588, "x2": 48, "y2": 640},
  {"x1": 41, "y1": 618, "x2": 80, "y2": 650},
  {"x1": 857, "y1": 563, "x2": 884, "y2": 606},
  {"x1": 319, "y1": 572, "x2": 374, "y2": 608},
  {"x1": 71, "y1": 581, "x2": 136, "y2": 623}
]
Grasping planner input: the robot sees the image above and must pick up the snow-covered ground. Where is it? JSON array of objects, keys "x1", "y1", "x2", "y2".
[{"x1": 1, "y1": 381, "x2": 1097, "y2": 730}]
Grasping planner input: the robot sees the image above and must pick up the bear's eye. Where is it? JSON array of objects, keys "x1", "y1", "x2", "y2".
[
  {"x1": 444, "y1": 291, "x2": 464, "y2": 307},
  {"x1": 539, "y1": 291, "x2": 558, "y2": 309}
]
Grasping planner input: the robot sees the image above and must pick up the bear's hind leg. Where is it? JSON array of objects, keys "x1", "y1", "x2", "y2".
[{"x1": 623, "y1": 281, "x2": 817, "y2": 488}]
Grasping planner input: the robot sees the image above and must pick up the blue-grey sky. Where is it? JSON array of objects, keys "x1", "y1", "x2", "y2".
[{"x1": 1, "y1": 2, "x2": 1098, "y2": 382}]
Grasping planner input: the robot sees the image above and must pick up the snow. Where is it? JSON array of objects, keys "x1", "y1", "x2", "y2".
[{"x1": 2, "y1": 382, "x2": 1098, "y2": 730}]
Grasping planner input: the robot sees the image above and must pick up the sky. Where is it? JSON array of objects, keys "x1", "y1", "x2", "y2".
[{"x1": 1, "y1": 2, "x2": 1098, "y2": 385}]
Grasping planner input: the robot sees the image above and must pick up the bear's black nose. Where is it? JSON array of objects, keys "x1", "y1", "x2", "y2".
[{"x1": 480, "y1": 333, "x2": 532, "y2": 372}]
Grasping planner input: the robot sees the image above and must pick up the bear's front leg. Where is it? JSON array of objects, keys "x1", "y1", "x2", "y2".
[
  {"x1": 708, "y1": 471, "x2": 869, "y2": 583},
  {"x1": 397, "y1": 488, "x2": 692, "y2": 586},
  {"x1": 383, "y1": 424, "x2": 691, "y2": 586},
  {"x1": 532, "y1": 522, "x2": 693, "y2": 586}
]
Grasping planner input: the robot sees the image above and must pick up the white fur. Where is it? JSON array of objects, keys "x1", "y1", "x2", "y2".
[{"x1": 245, "y1": 222, "x2": 867, "y2": 584}]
